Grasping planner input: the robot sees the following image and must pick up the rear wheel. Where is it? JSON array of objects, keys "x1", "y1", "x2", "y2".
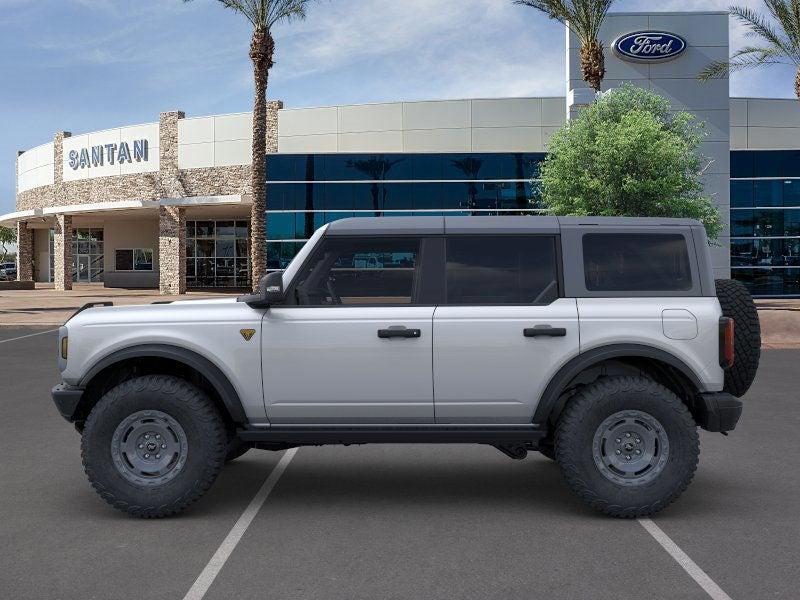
[
  {"x1": 715, "y1": 279, "x2": 761, "y2": 397},
  {"x1": 555, "y1": 376, "x2": 699, "y2": 518},
  {"x1": 81, "y1": 375, "x2": 227, "y2": 518}
]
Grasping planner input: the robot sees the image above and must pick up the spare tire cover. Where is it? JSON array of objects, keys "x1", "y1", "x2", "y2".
[{"x1": 715, "y1": 279, "x2": 761, "y2": 397}]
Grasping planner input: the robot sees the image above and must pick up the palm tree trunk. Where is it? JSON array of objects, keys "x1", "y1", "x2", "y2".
[
  {"x1": 580, "y1": 40, "x2": 605, "y2": 92},
  {"x1": 249, "y1": 29, "x2": 274, "y2": 291},
  {"x1": 796, "y1": 68, "x2": 800, "y2": 102}
]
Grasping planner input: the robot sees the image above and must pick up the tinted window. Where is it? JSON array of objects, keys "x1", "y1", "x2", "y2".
[
  {"x1": 445, "y1": 236, "x2": 559, "y2": 305},
  {"x1": 293, "y1": 237, "x2": 420, "y2": 305},
  {"x1": 583, "y1": 234, "x2": 693, "y2": 292}
]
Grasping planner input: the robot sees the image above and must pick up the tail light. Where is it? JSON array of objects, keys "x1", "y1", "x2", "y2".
[{"x1": 719, "y1": 317, "x2": 735, "y2": 369}]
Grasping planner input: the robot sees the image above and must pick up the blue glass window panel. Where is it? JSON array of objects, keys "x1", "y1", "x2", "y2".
[
  {"x1": 750, "y1": 210, "x2": 784, "y2": 237},
  {"x1": 784, "y1": 180, "x2": 800, "y2": 207},
  {"x1": 266, "y1": 183, "x2": 303, "y2": 211},
  {"x1": 266, "y1": 213, "x2": 296, "y2": 240},
  {"x1": 266, "y1": 155, "x2": 298, "y2": 181},
  {"x1": 730, "y1": 181, "x2": 754, "y2": 208},
  {"x1": 444, "y1": 154, "x2": 487, "y2": 180},
  {"x1": 784, "y1": 209, "x2": 800, "y2": 236},
  {"x1": 381, "y1": 183, "x2": 413, "y2": 211},
  {"x1": 292, "y1": 183, "x2": 324, "y2": 211},
  {"x1": 353, "y1": 182, "x2": 382, "y2": 210},
  {"x1": 325, "y1": 155, "x2": 357, "y2": 180},
  {"x1": 414, "y1": 183, "x2": 445, "y2": 210},
  {"x1": 754, "y1": 151, "x2": 783, "y2": 178},
  {"x1": 730, "y1": 152, "x2": 754, "y2": 178},
  {"x1": 519, "y1": 153, "x2": 546, "y2": 179},
  {"x1": 781, "y1": 150, "x2": 800, "y2": 177},
  {"x1": 297, "y1": 155, "x2": 325, "y2": 181},
  {"x1": 324, "y1": 183, "x2": 354, "y2": 211},
  {"x1": 734, "y1": 268, "x2": 800, "y2": 296},
  {"x1": 474, "y1": 153, "x2": 505, "y2": 179},
  {"x1": 754, "y1": 180, "x2": 783, "y2": 207},
  {"x1": 731, "y1": 210, "x2": 754, "y2": 237},
  {"x1": 439, "y1": 183, "x2": 469, "y2": 210},
  {"x1": 499, "y1": 182, "x2": 531, "y2": 209},
  {"x1": 295, "y1": 212, "x2": 326, "y2": 239},
  {"x1": 412, "y1": 154, "x2": 442, "y2": 180}
]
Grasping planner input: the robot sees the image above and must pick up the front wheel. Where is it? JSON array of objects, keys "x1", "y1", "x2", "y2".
[
  {"x1": 555, "y1": 376, "x2": 699, "y2": 518},
  {"x1": 81, "y1": 375, "x2": 227, "y2": 518}
]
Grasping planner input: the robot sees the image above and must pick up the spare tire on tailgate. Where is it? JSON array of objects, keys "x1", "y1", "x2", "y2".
[{"x1": 715, "y1": 279, "x2": 761, "y2": 397}]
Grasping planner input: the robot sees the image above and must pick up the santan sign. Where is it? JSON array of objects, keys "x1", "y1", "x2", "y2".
[
  {"x1": 613, "y1": 31, "x2": 687, "y2": 62},
  {"x1": 68, "y1": 139, "x2": 149, "y2": 170}
]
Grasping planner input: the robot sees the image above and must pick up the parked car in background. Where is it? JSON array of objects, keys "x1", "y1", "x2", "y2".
[{"x1": 0, "y1": 262, "x2": 16, "y2": 281}]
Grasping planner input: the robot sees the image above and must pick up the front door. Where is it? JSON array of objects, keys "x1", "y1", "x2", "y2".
[
  {"x1": 262, "y1": 235, "x2": 435, "y2": 424},
  {"x1": 77, "y1": 255, "x2": 90, "y2": 282},
  {"x1": 433, "y1": 235, "x2": 580, "y2": 423}
]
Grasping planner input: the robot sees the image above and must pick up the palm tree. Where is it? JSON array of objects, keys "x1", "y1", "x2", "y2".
[
  {"x1": 699, "y1": 2, "x2": 800, "y2": 101},
  {"x1": 185, "y1": 0, "x2": 315, "y2": 290},
  {"x1": 515, "y1": 0, "x2": 616, "y2": 92}
]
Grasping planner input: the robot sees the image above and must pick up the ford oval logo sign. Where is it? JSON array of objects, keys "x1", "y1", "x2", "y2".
[{"x1": 613, "y1": 31, "x2": 687, "y2": 62}]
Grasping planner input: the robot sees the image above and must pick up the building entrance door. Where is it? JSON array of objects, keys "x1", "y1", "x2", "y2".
[{"x1": 76, "y1": 255, "x2": 90, "y2": 282}]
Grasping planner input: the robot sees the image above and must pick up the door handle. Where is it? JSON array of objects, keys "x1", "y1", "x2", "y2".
[
  {"x1": 524, "y1": 325, "x2": 567, "y2": 338},
  {"x1": 378, "y1": 327, "x2": 422, "y2": 339}
]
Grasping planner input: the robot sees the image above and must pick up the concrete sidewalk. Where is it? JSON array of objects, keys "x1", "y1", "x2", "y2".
[{"x1": 0, "y1": 283, "x2": 238, "y2": 326}]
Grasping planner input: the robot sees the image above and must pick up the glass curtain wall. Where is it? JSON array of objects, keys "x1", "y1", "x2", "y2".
[
  {"x1": 731, "y1": 150, "x2": 800, "y2": 296},
  {"x1": 264, "y1": 152, "x2": 546, "y2": 270}
]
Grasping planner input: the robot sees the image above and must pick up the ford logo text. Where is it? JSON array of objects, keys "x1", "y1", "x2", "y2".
[{"x1": 613, "y1": 31, "x2": 687, "y2": 62}]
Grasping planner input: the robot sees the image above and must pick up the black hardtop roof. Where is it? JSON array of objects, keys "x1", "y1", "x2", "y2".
[{"x1": 325, "y1": 215, "x2": 702, "y2": 236}]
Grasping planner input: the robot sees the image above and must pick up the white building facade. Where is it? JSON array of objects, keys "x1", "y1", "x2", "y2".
[{"x1": 4, "y1": 10, "x2": 800, "y2": 296}]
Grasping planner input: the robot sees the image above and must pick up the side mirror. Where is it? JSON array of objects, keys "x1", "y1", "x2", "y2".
[{"x1": 238, "y1": 271, "x2": 284, "y2": 308}]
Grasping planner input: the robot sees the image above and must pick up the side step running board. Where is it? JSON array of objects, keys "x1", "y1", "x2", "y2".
[{"x1": 237, "y1": 425, "x2": 546, "y2": 446}]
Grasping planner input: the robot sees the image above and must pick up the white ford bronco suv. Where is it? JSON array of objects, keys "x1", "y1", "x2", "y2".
[{"x1": 52, "y1": 216, "x2": 761, "y2": 518}]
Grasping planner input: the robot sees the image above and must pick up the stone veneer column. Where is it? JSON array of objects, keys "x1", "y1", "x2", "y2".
[
  {"x1": 53, "y1": 214, "x2": 73, "y2": 291},
  {"x1": 159, "y1": 206, "x2": 186, "y2": 295},
  {"x1": 158, "y1": 111, "x2": 186, "y2": 295},
  {"x1": 16, "y1": 221, "x2": 33, "y2": 282}
]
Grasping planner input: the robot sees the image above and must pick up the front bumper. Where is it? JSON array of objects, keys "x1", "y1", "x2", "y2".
[
  {"x1": 52, "y1": 384, "x2": 84, "y2": 422},
  {"x1": 695, "y1": 392, "x2": 743, "y2": 433}
]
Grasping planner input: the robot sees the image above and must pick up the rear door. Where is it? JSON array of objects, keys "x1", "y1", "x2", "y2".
[{"x1": 433, "y1": 235, "x2": 580, "y2": 423}]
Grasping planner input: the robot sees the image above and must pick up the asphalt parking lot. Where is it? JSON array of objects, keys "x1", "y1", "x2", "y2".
[{"x1": 1, "y1": 327, "x2": 799, "y2": 600}]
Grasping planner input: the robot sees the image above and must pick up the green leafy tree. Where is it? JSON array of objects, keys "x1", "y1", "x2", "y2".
[
  {"x1": 699, "y1": 2, "x2": 800, "y2": 100},
  {"x1": 0, "y1": 226, "x2": 15, "y2": 263},
  {"x1": 539, "y1": 84, "x2": 722, "y2": 239},
  {"x1": 515, "y1": 0, "x2": 616, "y2": 92},
  {"x1": 184, "y1": 0, "x2": 316, "y2": 290}
]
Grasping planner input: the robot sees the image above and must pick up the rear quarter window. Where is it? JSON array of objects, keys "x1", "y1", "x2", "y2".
[{"x1": 583, "y1": 233, "x2": 693, "y2": 292}]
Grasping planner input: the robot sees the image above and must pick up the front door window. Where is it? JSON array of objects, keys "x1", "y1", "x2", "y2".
[{"x1": 71, "y1": 228, "x2": 104, "y2": 283}]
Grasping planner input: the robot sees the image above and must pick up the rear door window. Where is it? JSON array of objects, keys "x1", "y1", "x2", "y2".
[
  {"x1": 445, "y1": 236, "x2": 559, "y2": 305},
  {"x1": 583, "y1": 234, "x2": 693, "y2": 292}
]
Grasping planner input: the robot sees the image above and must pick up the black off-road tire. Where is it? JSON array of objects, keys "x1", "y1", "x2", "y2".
[
  {"x1": 715, "y1": 278, "x2": 761, "y2": 397},
  {"x1": 555, "y1": 376, "x2": 699, "y2": 518},
  {"x1": 81, "y1": 375, "x2": 227, "y2": 518}
]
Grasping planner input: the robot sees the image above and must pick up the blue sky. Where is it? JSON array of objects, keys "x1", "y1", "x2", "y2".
[{"x1": 1, "y1": 0, "x2": 797, "y2": 215}]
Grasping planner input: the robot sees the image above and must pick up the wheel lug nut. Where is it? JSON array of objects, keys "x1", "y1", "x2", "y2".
[
  {"x1": 626, "y1": 433, "x2": 631, "y2": 438},
  {"x1": 636, "y1": 450, "x2": 641, "y2": 455},
  {"x1": 155, "y1": 434, "x2": 160, "y2": 439},
  {"x1": 144, "y1": 434, "x2": 150, "y2": 440},
  {"x1": 144, "y1": 453, "x2": 150, "y2": 458},
  {"x1": 615, "y1": 438, "x2": 621, "y2": 443},
  {"x1": 138, "y1": 444, "x2": 144, "y2": 449},
  {"x1": 161, "y1": 444, "x2": 167, "y2": 449},
  {"x1": 626, "y1": 455, "x2": 631, "y2": 460},
  {"x1": 635, "y1": 438, "x2": 641, "y2": 443},
  {"x1": 615, "y1": 450, "x2": 621, "y2": 455},
  {"x1": 155, "y1": 454, "x2": 161, "y2": 459}
]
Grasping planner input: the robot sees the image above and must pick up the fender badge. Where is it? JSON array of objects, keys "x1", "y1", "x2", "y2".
[{"x1": 240, "y1": 328, "x2": 256, "y2": 341}]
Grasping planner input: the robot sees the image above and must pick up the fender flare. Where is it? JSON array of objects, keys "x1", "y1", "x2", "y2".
[
  {"x1": 532, "y1": 344, "x2": 704, "y2": 425},
  {"x1": 78, "y1": 343, "x2": 248, "y2": 423}
]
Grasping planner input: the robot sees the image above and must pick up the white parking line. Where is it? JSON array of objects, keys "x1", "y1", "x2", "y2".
[
  {"x1": 183, "y1": 448, "x2": 298, "y2": 600},
  {"x1": 638, "y1": 518, "x2": 733, "y2": 600},
  {"x1": 0, "y1": 329, "x2": 58, "y2": 344}
]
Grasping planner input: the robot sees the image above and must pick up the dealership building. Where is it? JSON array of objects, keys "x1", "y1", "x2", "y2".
[{"x1": 4, "y1": 10, "x2": 800, "y2": 296}]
